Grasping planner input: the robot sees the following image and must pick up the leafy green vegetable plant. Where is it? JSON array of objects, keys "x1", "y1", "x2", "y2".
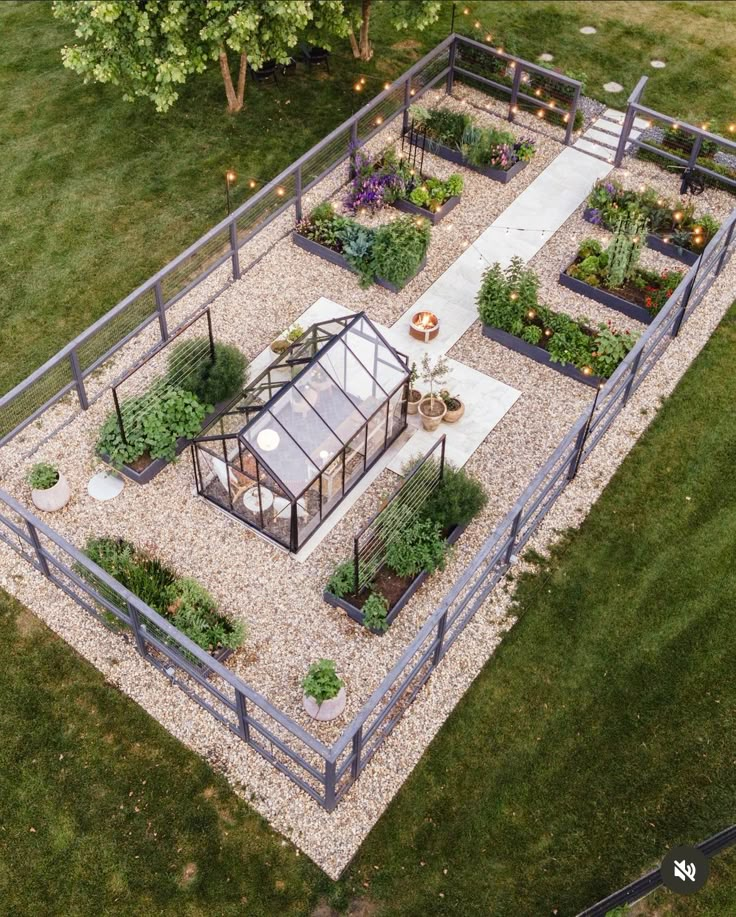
[
  {"x1": 302, "y1": 659, "x2": 343, "y2": 704},
  {"x1": 362, "y1": 592, "x2": 389, "y2": 632},
  {"x1": 327, "y1": 561, "x2": 355, "y2": 598},
  {"x1": 27, "y1": 463, "x2": 59, "y2": 490},
  {"x1": 386, "y1": 518, "x2": 447, "y2": 578}
]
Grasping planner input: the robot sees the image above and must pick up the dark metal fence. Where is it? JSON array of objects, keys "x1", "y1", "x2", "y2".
[
  {"x1": 614, "y1": 75, "x2": 736, "y2": 191},
  {"x1": 577, "y1": 824, "x2": 736, "y2": 916},
  {"x1": 0, "y1": 32, "x2": 731, "y2": 811},
  {"x1": 0, "y1": 34, "x2": 580, "y2": 447},
  {"x1": 353, "y1": 435, "x2": 446, "y2": 593}
]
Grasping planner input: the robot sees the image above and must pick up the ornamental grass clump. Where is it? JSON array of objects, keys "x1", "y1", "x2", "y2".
[{"x1": 81, "y1": 537, "x2": 245, "y2": 653}]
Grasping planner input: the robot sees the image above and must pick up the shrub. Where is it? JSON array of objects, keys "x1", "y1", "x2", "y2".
[
  {"x1": 362, "y1": 592, "x2": 389, "y2": 632},
  {"x1": 386, "y1": 518, "x2": 447, "y2": 578},
  {"x1": 167, "y1": 338, "x2": 247, "y2": 406},
  {"x1": 302, "y1": 659, "x2": 343, "y2": 704},
  {"x1": 96, "y1": 385, "x2": 208, "y2": 466},
  {"x1": 327, "y1": 561, "x2": 355, "y2": 598},
  {"x1": 521, "y1": 324, "x2": 543, "y2": 346},
  {"x1": 165, "y1": 577, "x2": 245, "y2": 651},
  {"x1": 27, "y1": 463, "x2": 59, "y2": 490},
  {"x1": 370, "y1": 216, "x2": 431, "y2": 287},
  {"x1": 422, "y1": 464, "x2": 487, "y2": 531},
  {"x1": 81, "y1": 537, "x2": 244, "y2": 652}
]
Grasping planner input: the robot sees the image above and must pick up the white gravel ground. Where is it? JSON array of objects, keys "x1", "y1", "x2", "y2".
[{"x1": 1, "y1": 86, "x2": 734, "y2": 878}]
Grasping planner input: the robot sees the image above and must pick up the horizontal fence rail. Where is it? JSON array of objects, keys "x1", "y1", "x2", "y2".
[
  {"x1": 0, "y1": 34, "x2": 578, "y2": 447},
  {"x1": 1, "y1": 29, "x2": 734, "y2": 810},
  {"x1": 614, "y1": 75, "x2": 736, "y2": 191}
]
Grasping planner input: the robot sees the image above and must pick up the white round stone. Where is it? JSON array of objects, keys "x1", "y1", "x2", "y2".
[
  {"x1": 603, "y1": 81, "x2": 624, "y2": 93},
  {"x1": 650, "y1": 59, "x2": 666, "y2": 69},
  {"x1": 87, "y1": 471, "x2": 124, "y2": 501},
  {"x1": 538, "y1": 53, "x2": 554, "y2": 62},
  {"x1": 579, "y1": 26, "x2": 597, "y2": 34}
]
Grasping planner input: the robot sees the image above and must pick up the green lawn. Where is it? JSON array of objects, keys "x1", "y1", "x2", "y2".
[
  {"x1": 3, "y1": 301, "x2": 735, "y2": 915},
  {"x1": 2, "y1": 0, "x2": 735, "y2": 394}
]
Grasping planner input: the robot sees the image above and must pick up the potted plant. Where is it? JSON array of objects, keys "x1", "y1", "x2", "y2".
[
  {"x1": 271, "y1": 323, "x2": 304, "y2": 354},
  {"x1": 27, "y1": 462, "x2": 70, "y2": 513},
  {"x1": 440, "y1": 389, "x2": 465, "y2": 423},
  {"x1": 406, "y1": 361, "x2": 422, "y2": 414},
  {"x1": 301, "y1": 659, "x2": 346, "y2": 721},
  {"x1": 418, "y1": 354, "x2": 448, "y2": 431}
]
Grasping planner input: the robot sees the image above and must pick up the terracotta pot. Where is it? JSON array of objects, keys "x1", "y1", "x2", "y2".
[
  {"x1": 31, "y1": 473, "x2": 70, "y2": 513},
  {"x1": 418, "y1": 395, "x2": 447, "y2": 431},
  {"x1": 443, "y1": 399, "x2": 465, "y2": 423},
  {"x1": 302, "y1": 687, "x2": 346, "y2": 721},
  {"x1": 407, "y1": 389, "x2": 423, "y2": 415}
]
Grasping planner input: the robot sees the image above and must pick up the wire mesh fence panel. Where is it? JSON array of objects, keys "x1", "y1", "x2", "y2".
[
  {"x1": 75, "y1": 287, "x2": 159, "y2": 377},
  {"x1": 0, "y1": 358, "x2": 76, "y2": 442},
  {"x1": 354, "y1": 438, "x2": 444, "y2": 593},
  {"x1": 356, "y1": 84, "x2": 406, "y2": 142},
  {"x1": 412, "y1": 46, "x2": 451, "y2": 93},
  {"x1": 235, "y1": 173, "x2": 297, "y2": 246},
  {"x1": 300, "y1": 128, "x2": 352, "y2": 191},
  {"x1": 160, "y1": 228, "x2": 233, "y2": 304},
  {"x1": 513, "y1": 62, "x2": 579, "y2": 135}
]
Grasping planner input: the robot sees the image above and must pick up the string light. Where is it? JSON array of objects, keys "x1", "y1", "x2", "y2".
[
  {"x1": 582, "y1": 366, "x2": 593, "y2": 376},
  {"x1": 375, "y1": 115, "x2": 383, "y2": 125},
  {"x1": 730, "y1": 124, "x2": 736, "y2": 133},
  {"x1": 673, "y1": 210, "x2": 684, "y2": 222},
  {"x1": 510, "y1": 291, "x2": 519, "y2": 301},
  {"x1": 485, "y1": 34, "x2": 492, "y2": 42},
  {"x1": 248, "y1": 179, "x2": 257, "y2": 189},
  {"x1": 276, "y1": 186, "x2": 285, "y2": 197},
  {"x1": 537, "y1": 109, "x2": 545, "y2": 119},
  {"x1": 463, "y1": 6, "x2": 470, "y2": 13},
  {"x1": 544, "y1": 328, "x2": 553, "y2": 337},
  {"x1": 360, "y1": 76, "x2": 366, "y2": 85},
  {"x1": 383, "y1": 81, "x2": 391, "y2": 91},
  {"x1": 225, "y1": 169, "x2": 236, "y2": 184},
  {"x1": 474, "y1": 20, "x2": 481, "y2": 28},
  {"x1": 354, "y1": 81, "x2": 362, "y2": 92},
  {"x1": 527, "y1": 308, "x2": 536, "y2": 319}
]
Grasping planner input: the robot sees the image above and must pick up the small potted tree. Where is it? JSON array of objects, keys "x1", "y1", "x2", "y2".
[
  {"x1": 27, "y1": 462, "x2": 70, "y2": 513},
  {"x1": 302, "y1": 659, "x2": 346, "y2": 721},
  {"x1": 440, "y1": 389, "x2": 465, "y2": 423},
  {"x1": 418, "y1": 354, "x2": 449, "y2": 431},
  {"x1": 271, "y1": 322, "x2": 305, "y2": 354},
  {"x1": 406, "y1": 361, "x2": 422, "y2": 415}
]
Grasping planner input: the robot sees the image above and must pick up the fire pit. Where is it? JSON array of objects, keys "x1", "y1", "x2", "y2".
[{"x1": 409, "y1": 310, "x2": 440, "y2": 342}]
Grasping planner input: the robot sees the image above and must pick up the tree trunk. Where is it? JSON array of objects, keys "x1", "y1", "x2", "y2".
[
  {"x1": 349, "y1": 0, "x2": 373, "y2": 61},
  {"x1": 219, "y1": 48, "x2": 243, "y2": 113},
  {"x1": 236, "y1": 51, "x2": 247, "y2": 108}
]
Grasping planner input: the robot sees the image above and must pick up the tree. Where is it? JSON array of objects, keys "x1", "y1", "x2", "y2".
[
  {"x1": 343, "y1": 0, "x2": 442, "y2": 61},
  {"x1": 52, "y1": 0, "x2": 348, "y2": 113}
]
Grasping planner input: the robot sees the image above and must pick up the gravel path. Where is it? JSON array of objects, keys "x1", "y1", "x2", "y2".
[{"x1": 1, "y1": 85, "x2": 734, "y2": 878}]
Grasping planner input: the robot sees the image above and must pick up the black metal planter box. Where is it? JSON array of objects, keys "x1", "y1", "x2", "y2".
[
  {"x1": 406, "y1": 131, "x2": 527, "y2": 184},
  {"x1": 481, "y1": 324, "x2": 604, "y2": 387},
  {"x1": 99, "y1": 401, "x2": 232, "y2": 485},
  {"x1": 324, "y1": 525, "x2": 465, "y2": 634},
  {"x1": 391, "y1": 194, "x2": 461, "y2": 225},
  {"x1": 292, "y1": 232, "x2": 427, "y2": 292},
  {"x1": 559, "y1": 262, "x2": 656, "y2": 325},
  {"x1": 582, "y1": 208, "x2": 700, "y2": 266}
]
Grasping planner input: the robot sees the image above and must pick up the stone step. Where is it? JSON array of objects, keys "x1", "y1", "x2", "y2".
[
  {"x1": 573, "y1": 137, "x2": 616, "y2": 163},
  {"x1": 592, "y1": 118, "x2": 642, "y2": 140},
  {"x1": 583, "y1": 127, "x2": 621, "y2": 149},
  {"x1": 604, "y1": 107, "x2": 650, "y2": 131}
]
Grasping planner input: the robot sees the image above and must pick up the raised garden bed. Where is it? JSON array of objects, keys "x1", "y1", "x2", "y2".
[
  {"x1": 99, "y1": 400, "x2": 232, "y2": 485},
  {"x1": 324, "y1": 524, "x2": 464, "y2": 633},
  {"x1": 559, "y1": 259, "x2": 656, "y2": 325},
  {"x1": 292, "y1": 231, "x2": 427, "y2": 292},
  {"x1": 481, "y1": 324, "x2": 604, "y2": 387},
  {"x1": 392, "y1": 194, "x2": 461, "y2": 225},
  {"x1": 406, "y1": 130, "x2": 528, "y2": 184},
  {"x1": 582, "y1": 207, "x2": 699, "y2": 266}
]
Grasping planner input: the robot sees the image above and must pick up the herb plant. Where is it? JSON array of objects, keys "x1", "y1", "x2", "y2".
[
  {"x1": 167, "y1": 338, "x2": 247, "y2": 405},
  {"x1": 422, "y1": 463, "x2": 488, "y2": 531},
  {"x1": 302, "y1": 659, "x2": 343, "y2": 704},
  {"x1": 385, "y1": 518, "x2": 447, "y2": 578},
  {"x1": 327, "y1": 561, "x2": 355, "y2": 598},
  {"x1": 362, "y1": 592, "x2": 389, "y2": 632},
  {"x1": 27, "y1": 462, "x2": 59, "y2": 490}
]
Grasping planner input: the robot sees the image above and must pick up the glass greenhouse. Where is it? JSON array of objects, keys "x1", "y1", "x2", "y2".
[{"x1": 192, "y1": 313, "x2": 410, "y2": 552}]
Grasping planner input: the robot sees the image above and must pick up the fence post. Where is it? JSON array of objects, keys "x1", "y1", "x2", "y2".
[
  {"x1": 68, "y1": 349, "x2": 89, "y2": 411},
  {"x1": 350, "y1": 726, "x2": 363, "y2": 780},
  {"x1": 508, "y1": 62, "x2": 522, "y2": 123},
  {"x1": 504, "y1": 509, "x2": 523, "y2": 563},
  {"x1": 229, "y1": 221, "x2": 241, "y2": 280},
  {"x1": 432, "y1": 607, "x2": 449, "y2": 664},
  {"x1": 294, "y1": 164, "x2": 303, "y2": 223},
  {"x1": 324, "y1": 759, "x2": 337, "y2": 811},
  {"x1": 25, "y1": 520, "x2": 50, "y2": 577},
  {"x1": 565, "y1": 84, "x2": 581, "y2": 145},
  {"x1": 672, "y1": 257, "x2": 701, "y2": 337},
  {"x1": 126, "y1": 600, "x2": 148, "y2": 657},
  {"x1": 569, "y1": 385, "x2": 602, "y2": 480},
  {"x1": 716, "y1": 218, "x2": 736, "y2": 276},
  {"x1": 622, "y1": 348, "x2": 643, "y2": 405},
  {"x1": 402, "y1": 77, "x2": 411, "y2": 134},
  {"x1": 687, "y1": 135, "x2": 703, "y2": 171},
  {"x1": 350, "y1": 119, "x2": 358, "y2": 151},
  {"x1": 446, "y1": 38, "x2": 457, "y2": 94},
  {"x1": 614, "y1": 106, "x2": 635, "y2": 167},
  {"x1": 235, "y1": 688, "x2": 250, "y2": 742},
  {"x1": 154, "y1": 280, "x2": 168, "y2": 341}
]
